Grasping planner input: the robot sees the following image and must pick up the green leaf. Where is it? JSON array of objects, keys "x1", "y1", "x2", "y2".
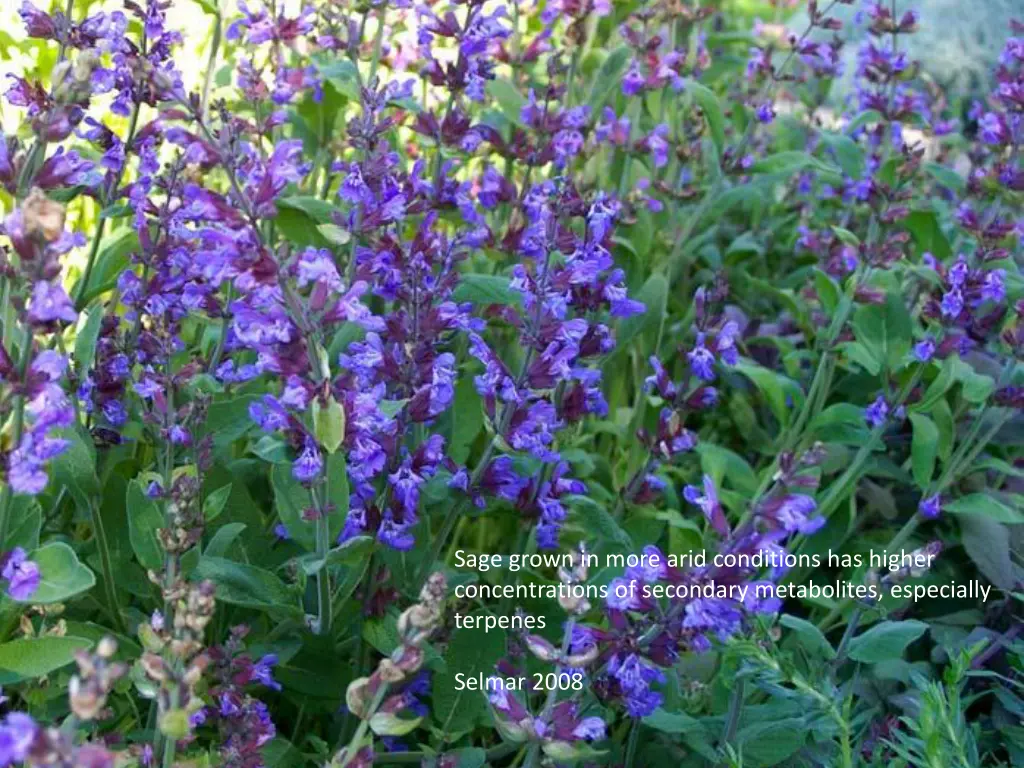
[
  {"x1": 734, "y1": 360, "x2": 803, "y2": 427},
  {"x1": 737, "y1": 718, "x2": 807, "y2": 766},
  {"x1": 49, "y1": 426, "x2": 100, "y2": 502},
  {"x1": 326, "y1": 452, "x2": 350, "y2": 542},
  {"x1": 840, "y1": 341, "x2": 881, "y2": 376},
  {"x1": 905, "y1": 210, "x2": 952, "y2": 260},
  {"x1": 450, "y1": 377, "x2": 483, "y2": 465},
  {"x1": 851, "y1": 292, "x2": 912, "y2": 372},
  {"x1": 780, "y1": 614, "x2": 835, "y2": 660},
  {"x1": 809, "y1": 402, "x2": 871, "y2": 445},
  {"x1": 847, "y1": 620, "x2": 928, "y2": 663},
  {"x1": 127, "y1": 480, "x2": 164, "y2": 570},
  {"x1": 205, "y1": 523, "x2": 247, "y2": 558},
  {"x1": 830, "y1": 225, "x2": 860, "y2": 247},
  {"x1": 566, "y1": 495, "x2": 633, "y2": 551},
  {"x1": 252, "y1": 435, "x2": 291, "y2": 464},
  {"x1": 189, "y1": 0, "x2": 221, "y2": 15},
  {"x1": 587, "y1": 46, "x2": 630, "y2": 113},
  {"x1": 203, "y1": 484, "x2": 233, "y2": 522},
  {"x1": 688, "y1": 81, "x2": 725, "y2": 156},
  {"x1": 909, "y1": 413, "x2": 939, "y2": 488},
  {"x1": 445, "y1": 748, "x2": 487, "y2": 768},
  {"x1": 643, "y1": 708, "x2": 709, "y2": 735},
  {"x1": 612, "y1": 273, "x2": 667, "y2": 357},
  {"x1": 695, "y1": 443, "x2": 757, "y2": 495},
  {"x1": 8, "y1": 497, "x2": 41, "y2": 553},
  {"x1": 73, "y1": 302, "x2": 105, "y2": 375},
  {"x1": 194, "y1": 556, "x2": 300, "y2": 614},
  {"x1": 486, "y1": 78, "x2": 525, "y2": 127},
  {"x1": 819, "y1": 131, "x2": 864, "y2": 178},
  {"x1": 0, "y1": 636, "x2": 92, "y2": 684},
  {"x1": 961, "y1": 516, "x2": 1022, "y2": 591},
  {"x1": 433, "y1": 620, "x2": 506, "y2": 733},
  {"x1": 298, "y1": 535, "x2": 373, "y2": 576},
  {"x1": 951, "y1": 358, "x2": 995, "y2": 404},
  {"x1": 202, "y1": 395, "x2": 259, "y2": 457},
  {"x1": 271, "y1": 464, "x2": 315, "y2": 551},
  {"x1": 813, "y1": 269, "x2": 840, "y2": 315},
  {"x1": 912, "y1": 356, "x2": 956, "y2": 412},
  {"x1": 74, "y1": 227, "x2": 138, "y2": 305},
  {"x1": 28, "y1": 542, "x2": 96, "y2": 604},
  {"x1": 751, "y1": 151, "x2": 839, "y2": 178},
  {"x1": 451, "y1": 274, "x2": 520, "y2": 306},
  {"x1": 924, "y1": 162, "x2": 965, "y2": 193},
  {"x1": 944, "y1": 493, "x2": 1024, "y2": 524},
  {"x1": 275, "y1": 197, "x2": 344, "y2": 249}
]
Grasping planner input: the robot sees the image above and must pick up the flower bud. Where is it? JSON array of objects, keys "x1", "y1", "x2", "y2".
[
  {"x1": 159, "y1": 708, "x2": 191, "y2": 740},
  {"x1": 96, "y1": 637, "x2": 117, "y2": 659},
  {"x1": 524, "y1": 634, "x2": 560, "y2": 663},
  {"x1": 565, "y1": 644, "x2": 599, "y2": 668},
  {"x1": 369, "y1": 711, "x2": 423, "y2": 737},
  {"x1": 312, "y1": 395, "x2": 346, "y2": 454}
]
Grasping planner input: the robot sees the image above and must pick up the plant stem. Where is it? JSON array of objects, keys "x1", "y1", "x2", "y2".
[
  {"x1": 720, "y1": 678, "x2": 745, "y2": 753},
  {"x1": 74, "y1": 102, "x2": 142, "y2": 309},
  {"x1": 89, "y1": 498, "x2": 126, "y2": 634},
  {"x1": 336, "y1": 684, "x2": 388, "y2": 767},
  {"x1": 200, "y1": 3, "x2": 223, "y2": 116},
  {"x1": 0, "y1": 324, "x2": 34, "y2": 549},
  {"x1": 624, "y1": 718, "x2": 641, "y2": 768},
  {"x1": 313, "y1": 485, "x2": 333, "y2": 636}
]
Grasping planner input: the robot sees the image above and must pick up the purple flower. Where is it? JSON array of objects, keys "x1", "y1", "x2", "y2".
[
  {"x1": 684, "y1": 474, "x2": 729, "y2": 536},
  {"x1": 0, "y1": 712, "x2": 37, "y2": 765},
  {"x1": 27, "y1": 280, "x2": 77, "y2": 325},
  {"x1": 251, "y1": 654, "x2": 281, "y2": 691},
  {"x1": 622, "y1": 63, "x2": 645, "y2": 96},
  {"x1": 572, "y1": 716, "x2": 606, "y2": 741},
  {"x1": 2, "y1": 548, "x2": 41, "y2": 601},
  {"x1": 292, "y1": 439, "x2": 323, "y2": 484},
  {"x1": 864, "y1": 395, "x2": 889, "y2": 428},
  {"x1": 918, "y1": 495, "x2": 941, "y2": 519},
  {"x1": 606, "y1": 653, "x2": 664, "y2": 718},
  {"x1": 914, "y1": 337, "x2": 935, "y2": 362},
  {"x1": 755, "y1": 103, "x2": 775, "y2": 123},
  {"x1": 688, "y1": 337, "x2": 715, "y2": 381}
]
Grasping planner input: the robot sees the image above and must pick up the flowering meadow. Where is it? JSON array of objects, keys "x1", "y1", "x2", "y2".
[{"x1": 0, "y1": 0, "x2": 1020, "y2": 765}]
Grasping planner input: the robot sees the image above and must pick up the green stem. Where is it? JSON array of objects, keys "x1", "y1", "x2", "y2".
[
  {"x1": 624, "y1": 718, "x2": 641, "y2": 768},
  {"x1": 74, "y1": 102, "x2": 142, "y2": 309},
  {"x1": 367, "y1": 9, "x2": 386, "y2": 86},
  {"x1": 0, "y1": 325, "x2": 34, "y2": 549},
  {"x1": 89, "y1": 499, "x2": 125, "y2": 634},
  {"x1": 200, "y1": 5, "x2": 223, "y2": 115},
  {"x1": 313, "y1": 485, "x2": 333, "y2": 636},
  {"x1": 337, "y1": 684, "x2": 388, "y2": 767},
  {"x1": 720, "y1": 678, "x2": 745, "y2": 753}
]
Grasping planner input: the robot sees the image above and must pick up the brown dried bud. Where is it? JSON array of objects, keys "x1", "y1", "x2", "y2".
[
  {"x1": 524, "y1": 634, "x2": 560, "y2": 663},
  {"x1": 419, "y1": 572, "x2": 447, "y2": 605},
  {"x1": 22, "y1": 189, "x2": 65, "y2": 242},
  {"x1": 565, "y1": 643, "x2": 599, "y2": 668},
  {"x1": 140, "y1": 652, "x2": 167, "y2": 682},
  {"x1": 377, "y1": 658, "x2": 405, "y2": 685},
  {"x1": 68, "y1": 677, "x2": 102, "y2": 720},
  {"x1": 345, "y1": 676, "x2": 372, "y2": 719}
]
